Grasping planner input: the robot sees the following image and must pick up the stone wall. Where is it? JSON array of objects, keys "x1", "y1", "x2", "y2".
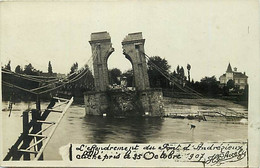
[
  {"x1": 84, "y1": 91, "x2": 109, "y2": 115},
  {"x1": 139, "y1": 89, "x2": 164, "y2": 116},
  {"x1": 84, "y1": 89, "x2": 164, "y2": 117}
]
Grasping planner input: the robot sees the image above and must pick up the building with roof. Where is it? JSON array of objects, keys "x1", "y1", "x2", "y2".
[{"x1": 219, "y1": 63, "x2": 248, "y2": 90}]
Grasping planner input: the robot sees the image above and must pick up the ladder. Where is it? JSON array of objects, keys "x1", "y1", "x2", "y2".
[{"x1": 4, "y1": 96, "x2": 74, "y2": 161}]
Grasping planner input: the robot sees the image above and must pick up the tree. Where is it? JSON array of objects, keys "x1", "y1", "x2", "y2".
[
  {"x1": 108, "y1": 68, "x2": 122, "y2": 85},
  {"x1": 70, "y1": 62, "x2": 78, "y2": 74},
  {"x1": 191, "y1": 79, "x2": 194, "y2": 85},
  {"x1": 179, "y1": 66, "x2": 185, "y2": 80},
  {"x1": 147, "y1": 56, "x2": 171, "y2": 88},
  {"x1": 173, "y1": 70, "x2": 176, "y2": 76},
  {"x1": 15, "y1": 65, "x2": 23, "y2": 73},
  {"x1": 227, "y1": 79, "x2": 235, "y2": 90},
  {"x1": 174, "y1": 65, "x2": 186, "y2": 84},
  {"x1": 170, "y1": 70, "x2": 177, "y2": 87},
  {"x1": 4, "y1": 60, "x2": 11, "y2": 70},
  {"x1": 198, "y1": 76, "x2": 220, "y2": 97},
  {"x1": 187, "y1": 64, "x2": 191, "y2": 82},
  {"x1": 24, "y1": 63, "x2": 38, "y2": 75},
  {"x1": 201, "y1": 76, "x2": 216, "y2": 83},
  {"x1": 176, "y1": 65, "x2": 180, "y2": 76},
  {"x1": 48, "y1": 61, "x2": 53, "y2": 75}
]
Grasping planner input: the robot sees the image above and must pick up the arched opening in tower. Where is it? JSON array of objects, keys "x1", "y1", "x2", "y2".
[{"x1": 106, "y1": 52, "x2": 135, "y2": 90}]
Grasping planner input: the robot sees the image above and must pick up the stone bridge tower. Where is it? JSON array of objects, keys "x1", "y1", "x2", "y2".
[
  {"x1": 85, "y1": 32, "x2": 164, "y2": 117},
  {"x1": 89, "y1": 31, "x2": 114, "y2": 92},
  {"x1": 122, "y1": 32, "x2": 150, "y2": 91}
]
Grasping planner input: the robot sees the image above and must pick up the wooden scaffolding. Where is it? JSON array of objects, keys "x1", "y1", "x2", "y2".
[{"x1": 4, "y1": 96, "x2": 73, "y2": 161}]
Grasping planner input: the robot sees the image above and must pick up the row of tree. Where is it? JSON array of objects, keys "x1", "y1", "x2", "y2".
[{"x1": 4, "y1": 60, "x2": 54, "y2": 75}]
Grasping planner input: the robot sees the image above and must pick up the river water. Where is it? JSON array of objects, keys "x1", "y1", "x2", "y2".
[{"x1": 1, "y1": 101, "x2": 247, "y2": 160}]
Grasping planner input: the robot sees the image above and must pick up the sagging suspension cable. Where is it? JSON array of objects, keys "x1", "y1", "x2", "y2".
[
  {"x1": 141, "y1": 51, "x2": 246, "y2": 117},
  {"x1": 30, "y1": 47, "x2": 97, "y2": 92},
  {"x1": 2, "y1": 81, "x2": 38, "y2": 94},
  {"x1": 2, "y1": 46, "x2": 98, "y2": 95},
  {"x1": 2, "y1": 69, "x2": 46, "y2": 83},
  {"x1": 2, "y1": 67, "x2": 89, "y2": 95},
  {"x1": 37, "y1": 68, "x2": 91, "y2": 94},
  {"x1": 2, "y1": 66, "x2": 84, "y2": 84},
  {"x1": 140, "y1": 51, "x2": 203, "y2": 98}
]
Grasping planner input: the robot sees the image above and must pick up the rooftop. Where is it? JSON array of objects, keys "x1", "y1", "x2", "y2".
[{"x1": 226, "y1": 63, "x2": 232, "y2": 73}]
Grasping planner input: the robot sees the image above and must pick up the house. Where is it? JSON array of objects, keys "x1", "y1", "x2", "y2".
[{"x1": 219, "y1": 63, "x2": 248, "y2": 90}]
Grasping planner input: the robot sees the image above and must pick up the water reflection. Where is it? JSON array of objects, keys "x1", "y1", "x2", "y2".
[{"x1": 84, "y1": 116, "x2": 163, "y2": 143}]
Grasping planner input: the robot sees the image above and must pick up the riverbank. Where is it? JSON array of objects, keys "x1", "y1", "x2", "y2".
[{"x1": 163, "y1": 97, "x2": 248, "y2": 120}]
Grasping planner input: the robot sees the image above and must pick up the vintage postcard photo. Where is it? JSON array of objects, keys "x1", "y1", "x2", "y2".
[{"x1": 0, "y1": 0, "x2": 259, "y2": 167}]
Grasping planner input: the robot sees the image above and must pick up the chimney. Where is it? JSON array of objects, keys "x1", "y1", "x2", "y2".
[{"x1": 234, "y1": 67, "x2": 237, "y2": 72}]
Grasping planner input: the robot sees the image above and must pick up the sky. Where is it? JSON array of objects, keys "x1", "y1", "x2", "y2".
[{"x1": 0, "y1": 0, "x2": 259, "y2": 82}]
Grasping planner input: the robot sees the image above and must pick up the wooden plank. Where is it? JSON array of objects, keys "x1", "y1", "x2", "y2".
[
  {"x1": 22, "y1": 110, "x2": 30, "y2": 160},
  {"x1": 32, "y1": 106, "x2": 43, "y2": 160},
  {"x1": 36, "y1": 120, "x2": 56, "y2": 124},
  {"x1": 18, "y1": 149, "x2": 38, "y2": 154},
  {"x1": 51, "y1": 101, "x2": 68, "y2": 109},
  {"x1": 4, "y1": 97, "x2": 62, "y2": 161},
  {"x1": 28, "y1": 134, "x2": 47, "y2": 138},
  {"x1": 46, "y1": 109, "x2": 63, "y2": 113},
  {"x1": 33, "y1": 137, "x2": 38, "y2": 156},
  {"x1": 26, "y1": 137, "x2": 46, "y2": 150},
  {"x1": 4, "y1": 96, "x2": 73, "y2": 161},
  {"x1": 52, "y1": 97, "x2": 69, "y2": 101},
  {"x1": 35, "y1": 124, "x2": 54, "y2": 135},
  {"x1": 34, "y1": 97, "x2": 73, "y2": 160},
  {"x1": 3, "y1": 134, "x2": 25, "y2": 160},
  {"x1": 3, "y1": 120, "x2": 37, "y2": 160}
]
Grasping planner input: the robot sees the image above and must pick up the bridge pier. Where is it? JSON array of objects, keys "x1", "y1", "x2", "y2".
[{"x1": 84, "y1": 89, "x2": 164, "y2": 117}]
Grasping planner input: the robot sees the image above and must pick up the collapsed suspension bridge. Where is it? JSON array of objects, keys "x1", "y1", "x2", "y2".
[{"x1": 2, "y1": 31, "x2": 245, "y2": 161}]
